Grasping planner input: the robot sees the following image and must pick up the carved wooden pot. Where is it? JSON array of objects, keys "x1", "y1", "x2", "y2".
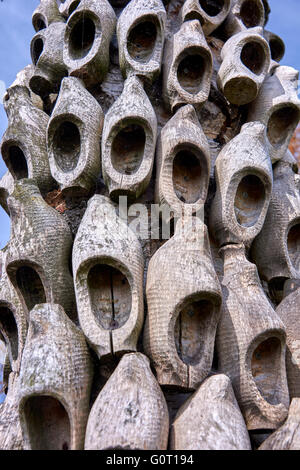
[
  {"x1": 47, "y1": 77, "x2": 104, "y2": 194},
  {"x1": 170, "y1": 374, "x2": 251, "y2": 450},
  {"x1": 118, "y1": 0, "x2": 166, "y2": 83},
  {"x1": 85, "y1": 353, "x2": 169, "y2": 450},
  {"x1": 144, "y1": 216, "x2": 222, "y2": 390},
  {"x1": 102, "y1": 74, "x2": 157, "y2": 201},
  {"x1": 73, "y1": 195, "x2": 144, "y2": 360},
  {"x1": 216, "y1": 244, "x2": 289, "y2": 431},
  {"x1": 63, "y1": 0, "x2": 116, "y2": 87},
  {"x1": 5, "y1": 180, "x2": 76, "y2": 321},
  {"x1": 18, "y1": 303, "x2": 93, "y2": 450},
  {"x1": 209, "y1": 122, "x2": 273, "y2": 248}
]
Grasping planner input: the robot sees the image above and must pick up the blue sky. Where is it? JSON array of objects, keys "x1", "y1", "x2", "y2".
[{"x1": 0, "y1": 0, "x2": 299, "y2": 249}]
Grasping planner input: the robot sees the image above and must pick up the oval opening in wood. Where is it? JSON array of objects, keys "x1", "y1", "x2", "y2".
[
  {"x1": 177, "y1": 52, "x2": 207, "y2": 95},
  {"x1": 267, "y1": 106, "x2": 299, "y2": 148},
  {"x1": 32, "y1": 37, "x2": 44, "y2": 65},
  {"x1": 16, "y1": 266, "x2": 46, "y2": 312},
  {"x1": 234, "y1": 174, "x2": 266, "y2": 228},
  {"x1": 111, "y1": 123, "x2": 146, "y2": 175},
  {"x1": 287, "y1": 223, "x2": 300, "y2": 272},
  {"x1": 24, "y1": 396, "x2": 71, "y2": 450},
  {"x1": 172, "y1": 148, "x2": 207, "y2": 204},
  {"x1": 269, "y1": 38, "x2": 284, "y2": 62},
  {"x1": 69, "y1": 0, "x2": 80, "y2": 15},
  {"x1": 88, "y1": 264, "x2": 132, "y2": 331},
  {"x1": 251, "y1": 337, "x2": 282, "y2": 405},
  {"x1": 268, "y1": 277, "x2": 288, "y2": 305},
  {"x1": 175, "y1": 298, "x2": 215, "y2": 366},
  {"x1": 69, "y1": 15, "x2": 96, "y2": 60},
  {"x1": 0, "y1": 307, "x2": 18, "y2": 362},
  {"x1": 241, "y1": 41, "x2": 266, "y2": 75},
  {"x1": 127, "y1": 20, "x2": 158, "y2": 63},
  {"x1": 52, "y1": 121, "x2": 81, "y2": 173},
  {"x1": 199, "y1": 0, "x2": 224, "y2": 17},
  {"x1": 33, "y1": 16, "x2": 46, "y2": 32},
  {"x1": 240, "y1": 0, "x2": 262, "y2": 28},
  {"x1": 5, "y1": 145, "x2": 28, "y2": 181}
]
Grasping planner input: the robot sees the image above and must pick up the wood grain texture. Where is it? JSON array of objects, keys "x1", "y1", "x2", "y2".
[
  {"x1": 217, "y1": 27, "x2": 270, "y2": 105},
  {"x1": 163, "y1": 20, "x2": 213, "y2": 112},
  {"x1": 63, "y1": 0, "x2": 116, "y2": 87},
  {"x1": 259, "y1": 398, "x2": 300, "y2": 450},
  {"x1": 248, "y1": 65, "x2": 300, "y2": 163},
  {"x1": 5, "y1": 180, "x2": 76, "y2": 320},
  {"x1": 223, "y1": 0, "x2": 265, "y2": 37},
  {"x1": 0, "y1": 172, "x2": 14, "y2": 215},
  {"x1": 170, "y1": 374, "x2": 252, "y2": 450},
  {"x1": 276, "y1": 286, "x2": 300, "y2": 399},
  {"x1": 144, "y1": 216, "x2": 222, "y2": 390},
  {"x1": 47, "y1": 77, "x2": 104, "y2": 194},
  {"x1": 263, "y1": 30, "x2": 285, "y2": 71},
  {"x1": 102, "y1": 74, "x2": 157, "y2": 200},
  {"x1": 155, "y1": 104, "x2": 210, "y2": 217},
  {"x1": 209, "y1": 122, "x2": 273, "y2": 248},
  {"x1": 18, "y1": 303, "x2": 93, "y2": 450},
  {"x1": 1, "y1": 81, "x2": 54, "y2": 194},
  {"x1": 58, "y1": 0, "x2": 81, "y2": 18},
  {"x1": 252, "y1": 157, "x2": 300, "y2": 297},
  {"x1": 73, "y1": 195, "x2": 144, "y2": 360},
  {"x1": 0, "y1": 251, "x2": 27, "y2": 374},
  {"x1": 30, "y1": 21, "x2": 67, "y2": 98},
  {"x1": 216, "y1": 244, "x2": 289, "y2": 430},
  {"x1": 32, "y1": 0, "x2": 65, "y2": 32},
  {"x1": 85, "y1": 353, "x2": 169, "y2": 450},
  {"x1": 118, "y1": 0, "x2": 166, "y2": 82},
  {"x1": 181, "y1": 0, "x2": 232, "y2": 35},
  {"x1": 0, "y1": 373, "x2": 23, "y2": 450}
]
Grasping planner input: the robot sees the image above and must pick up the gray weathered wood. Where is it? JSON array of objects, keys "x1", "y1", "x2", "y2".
[
  {"x1": 217, "y1": 27, "x2": 270, "y2": 105},
  {"x1": 216, "y1": 244, "x2": 289, "y2": 430},
  {"x1": 144, "y1": 216, "x2": 222, "y2": 390},
  {"x1": 259, "y1": 399, "x2": 300, "y2": 450},
  {"x1": 85, "y1": 353, "x2": 169, "y2": 450},
  {"x1": 18, "y1": 303, "x2": 93, "y2": 450},
  {"x1": 73, "y1": 195, "x2": 144, "y2": 360},
  {"x1": 63, "y1": 0, "x2": 116, "y2": 87},
  {"x1": 47, "y1": 77, "x2": 104, "y2": 194},
  {"x1": 170, "y1": 374, "x2": 252, "y2": 450}
]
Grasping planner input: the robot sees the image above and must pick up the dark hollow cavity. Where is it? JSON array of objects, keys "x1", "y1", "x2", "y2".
[
  {"x1": 267, "y1": 106, "x2": 299, "y2": 147},
  {"x1": 234, "y1": 175, "x2": 266, "y2": 227},
  {"x1": 177, "y1": 53, "x2": 206, "y2": 94},
  {"x1": 111, "y1": 124, "x2": 146, "y2": 175},
  {"x1": 52, "y1": 121, "x2": 81, "y2": 172},
  {"x1": 88, "y1": 264, "x2": 132, "y2": 330},
  {"x1": 69, "y1": 16, "x2": 96, "y2": 60},
  {"x1": 251, "y1": 337, "x2": 282, "y2": 405},
  {"x1": 32, "y1": 38, "x2": 44, "y2": 65},
  {"x1": 0, "y1": 307, "x2": 18, "y2": 361},
  {"x1": 6, "y1": 146, "x2": 28, "y2": 180},
  {"x1": 16, "y1": 266, "x2": 46, "y2": 312},
  {"x1": 175, "y1": 299, "x2": 214, "y2": 366},
  {"x1": 24, "y1": 396, "x2": 70, "y2": 450},
  {"x1": 240, "y1": 0, "x2": 262, "y2": 28},
  {"x1": 241, "y1": 41, "x2": 265, "y2": 75},
  {"x1": 268, "y1": 277, "x2": 288, "y2": 305},
  {"x1": 172, "y1": 149, "x2": 206, "y2": 204},
  {"x1": 199, "y1": 0, "x2": 224, "y2": 17},
  {"x1": 128, "y1": 20, "x2": 157, "y2": 63},
  {"x1": 34, "y1": 17, "x2": 46, "y2": 32},
  {"x1": 269, "y1": 38, "x2": 284, "y2": 62}
]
